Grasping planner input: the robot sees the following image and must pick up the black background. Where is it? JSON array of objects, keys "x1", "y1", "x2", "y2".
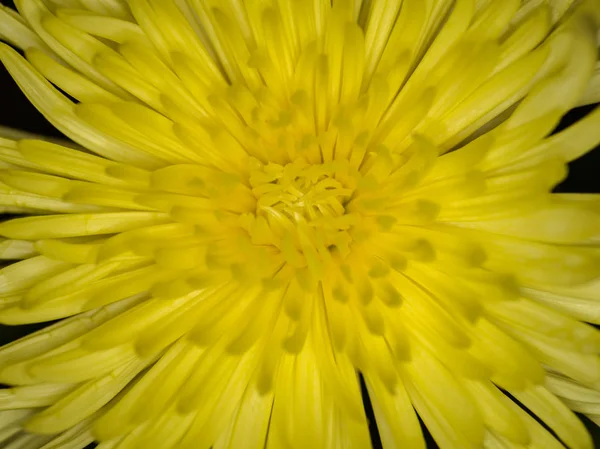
[{"x1": 1, "y1": 1, "x2": 600, "y2": 448}]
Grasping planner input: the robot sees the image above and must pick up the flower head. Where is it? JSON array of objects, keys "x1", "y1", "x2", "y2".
[{"x1": 1, "y1": 0, "x2": 600, "y2": 448}]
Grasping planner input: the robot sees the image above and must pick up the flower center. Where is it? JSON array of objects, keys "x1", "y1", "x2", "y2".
[
  {"x1": 252, "y1": 160, "x2": 353, "y2": 221},
  {"x1": 241, "y1": 159, "x2": 360, "y2": 276}
]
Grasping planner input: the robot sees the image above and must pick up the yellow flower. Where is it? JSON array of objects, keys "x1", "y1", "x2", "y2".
[{"x1": 1, "y1": 0, "x2": 600, "y2": 448}]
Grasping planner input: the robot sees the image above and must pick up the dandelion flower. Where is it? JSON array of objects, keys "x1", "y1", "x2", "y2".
[{"x1": 1, "y1": 0, "x2": 600, "y2": 448}]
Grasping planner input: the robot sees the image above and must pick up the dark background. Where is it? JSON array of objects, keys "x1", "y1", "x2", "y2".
[{"x1": 1, "y1": 1, "x2": 600, "y2": 448}]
